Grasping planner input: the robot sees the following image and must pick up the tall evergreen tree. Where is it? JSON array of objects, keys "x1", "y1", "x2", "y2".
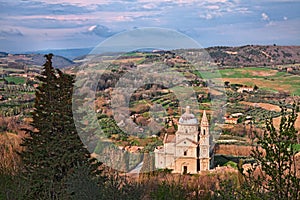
[{"x1": 20, "y1": 54, "x2": 102, "y2": 199}]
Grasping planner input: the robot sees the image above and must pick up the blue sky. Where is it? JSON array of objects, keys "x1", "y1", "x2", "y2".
[{"x1": 0, "y1": 0, "x2": 299, "y2": 52}]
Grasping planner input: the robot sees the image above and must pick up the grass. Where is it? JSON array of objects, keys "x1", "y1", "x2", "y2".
[
  {"x1": 195, "y1": 67, "x2": 279, "y2": 79},
  {"x1": 219, "y1": 67, "x2": 284, "y2": 79},
  {"x1": 4, "y1": 77, "x2": 26, "y2": 84},
  {"x1": 201, "y1": 67, "x2": 300, "y2": 96},
  {"x1": 121, "y1": 52, "x2": 143, "y2": 57},
  {"x1": 214, "y1": 154, "x2": 247, "y2": 167},
  {"x1": 225, "y1": 161, "x2": 238, "y2": 169},
  {"x1": 293, "y1": 144, "x2": 300, "y2": 153}
]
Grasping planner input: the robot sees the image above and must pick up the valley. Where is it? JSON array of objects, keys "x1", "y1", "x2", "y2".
[{"x1": 1, "y1": 45, "x2": 299, "y2": 174}]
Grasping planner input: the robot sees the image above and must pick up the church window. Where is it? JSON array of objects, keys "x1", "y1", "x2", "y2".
[
  {"x1": 185, "y1": 129, "x2": 188, "y2": 133},
  {"x1": 184, "y1": 150, "x2": 187, "y2": 156},
  {"x1": 203, "y1": 129, "x2": 206, "y2": 135}
]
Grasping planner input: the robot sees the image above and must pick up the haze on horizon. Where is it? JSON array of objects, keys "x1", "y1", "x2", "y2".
[{"x1": 0, "y1": 0, "x2": 299, "y2": 53}]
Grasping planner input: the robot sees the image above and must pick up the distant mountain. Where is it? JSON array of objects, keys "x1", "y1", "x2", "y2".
[
  {"x1": 25, "y1": 47, "x2": 93, "y2": 60},
  {"x1": 24, "y1": 54, "x2": 75, "y2": 68},
  {"x1": 0, "y1": 52, "x2": 9, "y2": 57},
  {"x1": 0, "y1": 53, "x2": 75, "y2": 69}
]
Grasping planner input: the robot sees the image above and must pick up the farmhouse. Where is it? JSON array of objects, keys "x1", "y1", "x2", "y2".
[
  {"x1": 237, "y1": 87, "x2": 254, "y2": 93},
  {"x1": 154, "y1": 106, "x2": 213, "y2": 174},
  {"x1": 225, "y1": 117, "x2": 239, "y2": 124},
  {"x1": 230, "y1": 113, "x2": 244, "y2": 118}
]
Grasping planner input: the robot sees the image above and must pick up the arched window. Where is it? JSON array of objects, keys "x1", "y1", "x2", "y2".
[
  {"x1": 184, "y1": 150, "x2": 187, "y2": 156},
  {"x1": 203, "y1": 129, "x2": 206, "y2": 135}
]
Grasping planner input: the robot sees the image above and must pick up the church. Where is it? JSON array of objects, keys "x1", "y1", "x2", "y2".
[{"x1": 154, "y1": 106, "x2": 213, "y2": 174}]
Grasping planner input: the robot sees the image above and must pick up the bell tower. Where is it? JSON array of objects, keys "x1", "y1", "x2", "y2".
[{"x1": 199, "y1": 110, "x2": 210, "y2": 171}]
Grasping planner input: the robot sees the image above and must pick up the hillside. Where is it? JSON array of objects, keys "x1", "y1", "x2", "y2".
[
  {"x1": 3, "y1": 45, "x2": 299, "y2": 69},
  {"x1": 71, "y1": 45, "x2": 300, "y2": 70},
  {"x1": 206, "y1": 45, "x2": 300, "y2": 67}
]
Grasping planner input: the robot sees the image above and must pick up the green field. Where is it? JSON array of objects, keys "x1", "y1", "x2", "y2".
[
  {"x1": 4, "y1": 76, "x2": 26, "y2": 84},
  {"x1": 196, "y1": 67, "x2": 300, "y2": 95}
]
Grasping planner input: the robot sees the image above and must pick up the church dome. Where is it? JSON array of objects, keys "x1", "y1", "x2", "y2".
[{"x1": 178, "y1": 106, "x2": 198, "y2": 125}]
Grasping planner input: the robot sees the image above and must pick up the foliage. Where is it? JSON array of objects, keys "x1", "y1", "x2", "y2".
[
  {"x1": 216, "y1": 103, "x2": 300, "y2": 199},
  {"x1": 225, "y1": 161, "x2": 238, "y2": 169},
  {"x1": 65, "y1": 164, "x2": 104, "y2": 200},
  {"x1": 150, "y1": 180, "x2": 187, "y2": 200},
  {"x1": 19, "y1": 54, "x2": 102, "y2": 199},
  {"x1": 101, "y1": 170, "x2": 146, "y2": 200},
  {"x1": 0, "y1": 173, "x2": 27, "y2": 200},
  {"x1": 98, "y1": 116, "x2": 127, "y2": 139}
]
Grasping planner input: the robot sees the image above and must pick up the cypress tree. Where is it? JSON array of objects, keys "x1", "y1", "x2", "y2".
[
  {"x1": 20, "y1": 54, "x2": 102, "y2": 199},
  {"x1": 216, "y1": 103, "x2": 300, "y2": 199}
]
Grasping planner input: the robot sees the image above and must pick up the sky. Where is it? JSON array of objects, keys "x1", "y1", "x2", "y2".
[{"x1": 0, "y1": 0, "x2": 299, "y2": 52}]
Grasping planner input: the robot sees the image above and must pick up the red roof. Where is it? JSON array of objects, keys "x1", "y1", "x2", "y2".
[{"x1": 164, "y1": 134, "x2": 176, "y2": 143}]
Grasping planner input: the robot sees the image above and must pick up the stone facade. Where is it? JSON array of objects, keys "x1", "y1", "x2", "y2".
[{"x1": 154, "y1": 106, "x2": 213, "y2": 174}]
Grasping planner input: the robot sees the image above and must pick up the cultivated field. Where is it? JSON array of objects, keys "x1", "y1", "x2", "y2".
[{"x1": 210, "y1": 67, "x2": 300, "y2": 95}]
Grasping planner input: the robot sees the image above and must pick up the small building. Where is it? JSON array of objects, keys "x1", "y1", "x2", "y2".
[
  {"x1": 286, "y1": 67, "x2": 293, "y2": 73},
  {"x1": 237, "y1": 87, "x2": 254, "y2": 93},
  {"x1": 244, "y1": 116, "x2": 253, "y2": 125},
  {"x1": 124, "y1": 146, "x2": 144, "y2": 153},
  {"x1": 225, "y1": 117, "x2": 239, "y2": 124},
  {"x1": 230, "y1": 113, "x2": 244, "y2": 118}
]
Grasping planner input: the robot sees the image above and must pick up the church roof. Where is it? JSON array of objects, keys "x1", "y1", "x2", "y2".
[
  {"x1": 201, "y1": 110, "x2": 209, "y2": 126},
  {"x1": 176, "y1": 138, "x2": 198, "y2": 146},
  {"x1": 178, "y1": 106, "x2": 198, "y2": 125}
]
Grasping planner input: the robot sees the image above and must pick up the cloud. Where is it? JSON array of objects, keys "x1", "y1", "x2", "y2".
[
  {"x1": 29, "y1": 0, "x2": 113, "y2": 6},
  {"x1": 0, "y1": 1, "x2": 91, "y2": 17},
  {"x1": 84, "y1": 25, "x2": 115, "y2": 37},
  {"x1": 143, "y1": 3, "x2": 159, "y2": 10},
  {"x1": 1, "y1": 0, "x2": 300, "y2": 51},
  {"x1": 266, "y1": 21, "x2": 276, "y2": 26},
  {"x1": 0, "y1": 28, "x2": 24, "y2": 37},
  {"x1": 199, "y1": 13, "x2": 214, "y2": 20},
  {"x1": 6, "y1": 16, "x2": 87, "y2": 29},
  {"x1": 206, "y1": 5, "x2": 220, "y2": 10},
  {"x1": 261, "y1": 12, "x2": 270, "y2": 21},
  {"x1": 261, "y1": 12, "x2": 276, "y2": 27},
  {"x1": 196, "y1": 0, "x2": 250, "y2": 20}
]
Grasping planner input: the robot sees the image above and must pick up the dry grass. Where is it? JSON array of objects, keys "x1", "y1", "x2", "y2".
[
  {"x1": 248, "y1": 69, "x2": 277, "y2": 77},
  {"x1": 137, "y1": 169, "x2": 238, "y2": 196},
  {"x1": 218, "y1": 77, "x2": 295, "y2": 94},
  {"x1": 240, "y1": 101, "x2": 281, "y2": 112},
  {"x1": 215, "y1": 144, "x2": 254, "y2": 156},
  {"x1": 0, "y1": 132, "x2": 23, "y2": 174},
  {"x1": 0, "y1": 117, "x2": 30, "y2": 174},
  {"x1": 272, "y1": 112, "x2": 300, "y2": 130},
  {"x1": 111, "y1": 58, "x2": 144, "y2": 64}
]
